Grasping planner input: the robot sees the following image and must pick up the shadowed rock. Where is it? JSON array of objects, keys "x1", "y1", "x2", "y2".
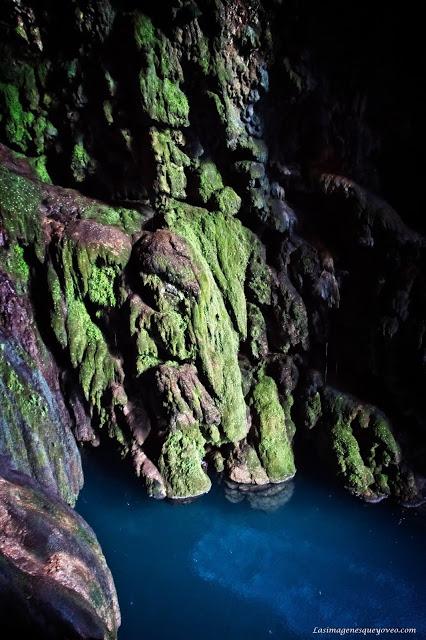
[{"x1": 0, "y1": 458, "x2": 120, "y2": 640}]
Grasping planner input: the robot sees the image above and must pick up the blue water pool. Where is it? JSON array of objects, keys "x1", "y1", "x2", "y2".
[{"x1": 76, "y1": 450, "x2": 426, "y2": 640}]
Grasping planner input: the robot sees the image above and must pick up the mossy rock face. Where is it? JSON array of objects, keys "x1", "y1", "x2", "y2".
[
  {"x1": 251, "y1": 371, "x2": 296, "y2": 483},
  {"x1": 227, "y1": 442, "x2": 269, "y2": 485},
  {"x1": 198, "y1": 161, "x2": 223, "y2": 201},
  {"x1": 135, "y1": 14, "x2": 189, "y2": 128},
  {"x1": 153, "y1": 364, "x2": 221, "y2": 436},
  {"x1": 150, "y1": 128, "x2": 190, "y2": 198},
  {"x1": 0, "y1": 338, "x2": 82, "y2": 506},
  {"x1": 0, "y1": 163, "x2": 44, "y2": 259},
  {"x1": 45, "y1": 221, "x2": 132, "y2": 441},
  {"x1": 315, "y1": 388, "x2": 417, "y2": 503},
  {"x1": 159, "y1": 426, "x2": 211, "y2": 499},
  {"x1": 0, "y1": 269, "x2": 83, "y2": 506},
  {"x1": 164, "y1": 203, "x2": 252, "y2": 443},
  {"x1": 214, "y1": 186, "x2": 241, "y2": 216},
  {"x1": 247, "y1": 303, "x2": 268, "y2": 360},
  {"x1": 0, "y1": 0, "x2": 424, "y2": 513}
]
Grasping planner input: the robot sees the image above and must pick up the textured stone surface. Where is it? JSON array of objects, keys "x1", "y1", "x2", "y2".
[
  {"x1": 0, "y1": 1, "x2": 424, "y2": 508},
  {"x1": 0, "y1": 270, "x2": 83, "y2": 506},
  {"x1": 0, "y1": 458, "x2": 120, "y2": 639}
]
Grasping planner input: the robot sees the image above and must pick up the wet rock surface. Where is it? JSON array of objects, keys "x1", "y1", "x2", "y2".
[
  {"x1": 0, "y1": 457, "x2": 120, "y2": 640},
  {"x1": 0, "y1": 1, "x2": 424, "y2": 507}
]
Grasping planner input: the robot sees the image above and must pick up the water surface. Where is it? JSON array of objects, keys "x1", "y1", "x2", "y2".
[{"x1": 77, "y1": 450, "x2": 426, "y2": 639}]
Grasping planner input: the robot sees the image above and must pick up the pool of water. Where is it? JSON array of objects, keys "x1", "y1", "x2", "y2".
[{"x1": 76, "y1": 450, "x2": 426, "y2": 640}]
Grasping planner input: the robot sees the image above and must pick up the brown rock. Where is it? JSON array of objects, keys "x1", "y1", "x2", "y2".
[{"x1": 0, "y1": 459, "x2": 120, "y2": 639}]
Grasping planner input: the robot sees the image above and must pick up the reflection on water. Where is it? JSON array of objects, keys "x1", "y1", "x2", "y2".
[
  {"x1": 77, "y1": 449, "x2": 426, "y2": 640},
  {"x1": 224, "y1": 479, "x2": 295, "y2": 512}
]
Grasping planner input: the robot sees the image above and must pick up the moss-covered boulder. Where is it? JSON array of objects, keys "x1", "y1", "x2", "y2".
[
  {"x1": 307, "y1": 387, "x2": 420, "y2": 504},
  {"x1": 251, "y1": 371, "x2": 296, "y2": 483}
]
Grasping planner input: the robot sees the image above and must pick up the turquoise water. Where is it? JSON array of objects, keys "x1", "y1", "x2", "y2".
[{"x1": 77, "y1": 450, "x2": 426, "y2": 640}]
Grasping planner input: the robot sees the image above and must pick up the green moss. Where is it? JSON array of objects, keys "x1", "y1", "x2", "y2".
[
  {"x1": 376, "y1": 472, "x2": 390, "y2": 495},
  {"x1": 0, "y1": 350, "x2": 45, "y2": 474},
  {"x1": 129, "y1": 296, "x2": 160, "y2": 375},
  {"x1": 87, "y1": 265, "x2": 117, "y2": 307},
  {"x1": 37, "y1": 62, "x2": 50, "y2": 87},
  {"x1": 0, "y1": 344, "x2": 78, "y2": 505},
  {"x1": 19, "y1": 64, "x2": 39, "y2": 110},
  {"x1": 134, "y1": 13, "x2": 156, "y2": 49},
  {"x1": 277, "y1": 278, "x2": 309, "y2": 352},
  {"x1": 251, "y1": 371, "x2": 296, "y2": 482},
  {"x1": 163, "y1": 78, "x2": 189, "y2": 124},
  {"x1": 33, "y1": 115, "x2": 48, "y2": 155},
  {"x1": 238, "y1": 137, "x2": 268, "y2": 162},
  {"x1": 65, "y1": 294, "x2": 116, "y2": 410},
  {"x1": 372, "y1": 416, "x2": 401, "y2": 465},
  {"x1": 81, "y1": 203, "x2": 142, "y2": 235},
  {"x1": 202, "y1": 43, "x2": 255, "y2": 150},
  {"x1": 197, "y1": 35, "x2": 211, "y2": 75},
  {"x1": 48, "y1": 236, "x2": 126, "y2": 417},
  {"x1": 154, "y1": 307, "x2": 193, "y2": 361},
  {"x1": 321, "y1": 389, "x2": 406, "y2": 499},
  {"x1": 245, "y1": 445, "x2": 264, "y2": 476},
  {"x1": 167, "y1": 202, "x2": 252, "y2": 336},
  {"x1": 151, "y1": 128, "x2": 190, "y2": 198},
  {"x1": 206, "y1": 90, "x2": 226, "y2": 121},
  {"x1": 214, "y1": 186, "x2": 241, "y2": 216},
  {"x1": 234, "y1": 161, "x2": 265, "y2": 181},
  {"x1": 247, "y1": 303, "x2": 267, "y2": 360},
  {"x1": 136, "y1": 16, "x2": 188, "y2": 127},
  {"x1": 331, "y1": 417, "x2": 374, "y2": 494},
  {"x1": 0, "y1": 62, "x2": 49, "y2": 155},
  {"x1": 139, "y1": 54, "x2": 189, "y2": 127},
  {"x1": 71, "y1": 142, "x2": 91, "y2": 182},
  {"x1": 0, "y1": 166, "x2": 44, "y2": 259},
  {"x1": 162, "y1": 203, "x2": 251, "y2": 443},
  {"x1": 28, "y1": 155, "x2": 52, "y2": 183},
  {"x1": 3, "y1": 243, "x2": 29, "y2": 286},
  {"x1": 324, "y1": 391, "x2": 376, "y2": 495},
  {"x1": 198, "y1": 160, "x2": 223, "y2": 204},
  {"x1": 0, "y1": 83, "x2": 32, "y2": 151},
  {"x1": 159, "y1": 426, "x2": 211, "y2": 498},
  {"x1": 47, "y1": 263, "x2": 68, "y2": 348},
  {"x1": 132, "y1": 274, "x2": 195, "y2": 366},
  {"x1": 212, "y1": 450, "x2": 225, "y2": 473},
  {"x1": 246, "y1": 239, "x2": 272, "y2": 306},
  {"x1": 305, "y1": 392, "x2": 322, "y2": 429}
]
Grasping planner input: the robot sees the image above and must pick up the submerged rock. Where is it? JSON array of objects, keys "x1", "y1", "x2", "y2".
[{"x1": 224, "y1": 479, "x2": 295, "y2": 512}]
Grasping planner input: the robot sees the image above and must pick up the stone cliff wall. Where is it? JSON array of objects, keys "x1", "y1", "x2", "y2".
[{"x1": 0, "y1": 0, "x2": 424, "y2": 505}]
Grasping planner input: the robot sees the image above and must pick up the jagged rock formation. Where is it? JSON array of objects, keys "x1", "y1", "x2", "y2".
[
  {"x1": 1, "y1": 1, "x2": 425, "y2": 634},
  {"x1": 0, "y1": 0, "x2": 424, "y2": 511},
  {"x1": 0, "y1": 459, "x2": 120, "y2": 639}
]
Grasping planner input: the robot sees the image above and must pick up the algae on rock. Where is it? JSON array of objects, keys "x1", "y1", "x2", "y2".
[
  {"x1": 251, "y1": 370, "x2": 296, "y2": 483},
  {"x1": 159, "y1": 426, "x2": 211, "y2": 499}
]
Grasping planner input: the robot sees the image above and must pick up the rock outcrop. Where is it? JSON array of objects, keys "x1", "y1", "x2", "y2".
[
  {"x1": 0, "y1": 1, "x2": 424, "y2": 504},
  {"x1": 0, "y1": 458, "x2": 120, "y2": 639},
  {"x1": 0, "y1": 2, "x2": 425, "y2": 633}
]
